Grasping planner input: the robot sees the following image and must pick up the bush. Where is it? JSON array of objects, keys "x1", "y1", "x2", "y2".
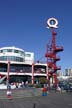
[
  {"x1": 39, "y1": 77, "x2": 48, "y2": 84},
  {"x1": 28, "y1": 83, "x2": 43, "y2": 88},
  {"x1": 34, "y1": 84, "x2": 42, "y2": 88},
  {"x1": 28, "y1": 83, "x2": 34, "y2": 87}
]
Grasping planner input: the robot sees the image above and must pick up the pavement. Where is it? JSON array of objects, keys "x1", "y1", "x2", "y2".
[{"x1": 0, "y1": 88, "x2": 72, "y2": 108}]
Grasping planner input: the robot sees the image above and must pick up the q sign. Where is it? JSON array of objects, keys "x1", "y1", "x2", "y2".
[{"x1": 47, "y1": 18, "x2": 58, "y2": 29}]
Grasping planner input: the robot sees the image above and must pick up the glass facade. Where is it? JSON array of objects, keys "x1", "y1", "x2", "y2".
[
  {"x1": 25, "y1": 53, "x2": 31, "y2": 57},
  {"x1": 34, "y1": 65, "x2": 46, "y2": 74},
  {"x1": 0, "y1": 67, "x2": 7, "y2": 72},
  {"x1": 10, "y1": 64, "x2": 32, "y2": 73},
  {"x1": 0, "y1": 64, "x2": 32, "y2": 73},
  {"x1": 0, "y1": 63, "x2": 7, "y2": 72},
  {"x1": 0, "y1": 63, "x2": 46, "y2": 73},
  {"x1": 9, "y1": 75, "x2": 31, "y2": 83},
  {"x1": 0, "y1": 56, "x2": 24, "y2": 62},
  {"x1": 0, "y1": 49, "x2": 25, "y2": 57}
]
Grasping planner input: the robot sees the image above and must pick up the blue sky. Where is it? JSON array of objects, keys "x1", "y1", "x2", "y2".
[{"x1": 0, "y1": 0, "x2": 72, "y2": 73}]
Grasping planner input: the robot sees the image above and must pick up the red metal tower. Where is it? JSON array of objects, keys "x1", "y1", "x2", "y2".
[{"x1": 45, "y1": 18, "x2": 63, "y2": 87}]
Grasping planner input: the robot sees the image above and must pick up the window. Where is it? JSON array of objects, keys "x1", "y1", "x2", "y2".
[
  {"x1": 3, "y1": 49, "x2": 7, "y2": 53},
  {"x1": 25, "y1": 54, "x2": 31, "y2": 57},
  {"x1": 0, "y1": 67, "x2": 7, "y2": 72},
  {"x1": 0, "y1": 49, "x2": 13, "y2": 53},
  {"x1": 19, "y1": 51, "x2": 25, "y2": 56},
  {"x1": 0, "y1": 56, "x2": 24, "y2": 62},
  {"x1": 14, "y1": 50, "x2": 19, "y2": 53},
  {"x1": 0, "y1": 50, "x2": 3, "y2": 53},
  {"x1": 7, "y1": 49, "x2": 12, "y2": 52}
]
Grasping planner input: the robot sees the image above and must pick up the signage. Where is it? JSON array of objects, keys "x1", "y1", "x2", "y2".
[{"x1": 47, "y1": 18, "x2": 58, "y2": 28}]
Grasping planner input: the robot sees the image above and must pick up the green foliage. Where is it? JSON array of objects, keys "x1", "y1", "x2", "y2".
[
  {"x1": 28, "y1": 83, "x2": 34, "y2": 87},
  {"x1": 34, "y1": 84, "x2": 42, "y2": 88},
  {"x1": 28, "y1": 83, "x2": 43, "y2": 88},
  {"x1": 39, "y1": 77, "x2": 48, "y2": 84}
]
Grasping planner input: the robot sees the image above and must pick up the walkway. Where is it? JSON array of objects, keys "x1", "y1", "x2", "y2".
[{"x1": 0, "y1": 89, "x2": 72, "y2": 108}]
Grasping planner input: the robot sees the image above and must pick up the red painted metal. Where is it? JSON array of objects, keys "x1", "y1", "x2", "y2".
[
  {"x1": 32, "y1": 62, "x2": 34, "y2": 85},
  {"x1": 7, "y1": 61, "x2": 10, "y2": 83},
  {"x1": 45, "y1": 28, "x2": 63, "y2": 87}
]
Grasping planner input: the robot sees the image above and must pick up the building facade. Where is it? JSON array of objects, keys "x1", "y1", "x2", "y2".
[
  {"x1": 0, "y1": 46, "x2": 47, "y2": 83},
  {"x1": 65, "y1": 68, "x2": 72, "y2": 76}
]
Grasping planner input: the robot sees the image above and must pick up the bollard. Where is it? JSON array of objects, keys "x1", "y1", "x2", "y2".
[{"x1": 6, "y1": 90, "x2": 12, "y2": 100}]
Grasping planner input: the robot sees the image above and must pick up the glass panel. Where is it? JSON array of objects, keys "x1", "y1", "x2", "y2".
[
  {"x1": 7, "y1": 49, "x2": 12, "y2": 52},
  {"x1": 34, "y1": 66, "x2": 46, "y2": 74},
  {"x1": 14, "y1": 50, "x2": 19, "y2": 53},
  {"x1": 25, "y1": 54, "x2": 31, "y2": 57},
  {"x1": 10, "y1": 65, "x2": 32, "y2": 73},
  {"x1": 19, "y1": 51, "x2": 25, "y2": 56},
  {"x1": 1, "y1": 50, "x2": 3, "y2": 53},
  {"x1": 3, "y1": 49, "x2": 7, "y2": 53},
  {"x1": 0, "y1": 56, "x2": 24, "y2": 62},
  {"x1": 0, "y1": 67, "x2": 7, "y2": 72}
]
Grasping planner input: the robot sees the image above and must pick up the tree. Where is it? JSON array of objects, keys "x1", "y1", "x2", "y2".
[{"x1": 39, "y1": 77, "x2": 48, "y2": 84}]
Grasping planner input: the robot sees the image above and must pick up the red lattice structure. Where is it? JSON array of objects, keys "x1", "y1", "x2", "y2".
[{"x1": 45, "y1": 28, "x2": 63, "y2": 87}]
